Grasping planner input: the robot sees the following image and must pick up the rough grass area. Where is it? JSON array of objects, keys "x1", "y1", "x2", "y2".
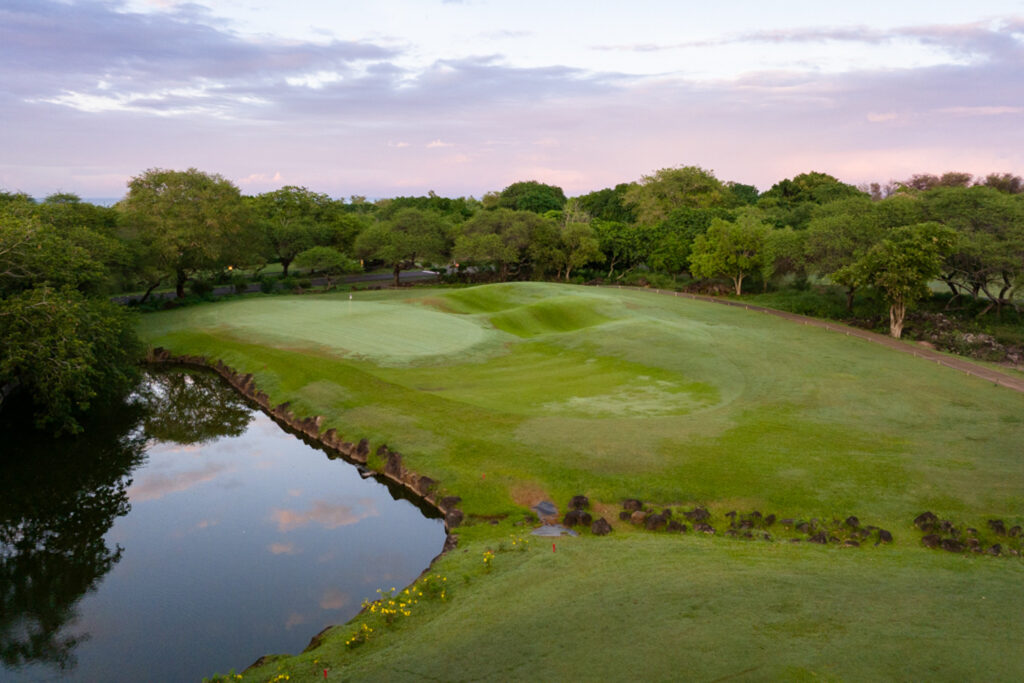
[{"x1": 137, "y1": 283, "x2": 1024, "y2": 681}]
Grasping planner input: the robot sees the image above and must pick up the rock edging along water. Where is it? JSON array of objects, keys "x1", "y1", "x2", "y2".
[{"x1": 145, "y1": 347, "x2": 465, "y2": 545}]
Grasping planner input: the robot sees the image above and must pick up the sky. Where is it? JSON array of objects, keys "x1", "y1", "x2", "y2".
[{"x1": 1, "y1": 0, "x2": 1023, "y2": 200}]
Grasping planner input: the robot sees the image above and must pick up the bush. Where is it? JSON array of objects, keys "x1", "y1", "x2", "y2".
[
  {"x1": 298, "y1": 278, "x2": 312, "y2": 289},
  {"x1": 188, "y1": 279, "x2": 215, "y2": 298},
  {"x1": 231, "y1": 273, "x2": 249, "y2": 294},
  {"x1": 259, "y1": 276, "x2": 276, "y2": 294}
]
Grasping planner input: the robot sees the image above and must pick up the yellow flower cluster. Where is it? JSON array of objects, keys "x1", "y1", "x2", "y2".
[
  {"x1": 483, "y1": 549, "x2": 495, "y2": 572},
  {"x1": 345, "y1": 622, "x2": 374, "y2": 649},
  {"x1": 268, "y1": 674, "x2": 289, "y2": 682}
]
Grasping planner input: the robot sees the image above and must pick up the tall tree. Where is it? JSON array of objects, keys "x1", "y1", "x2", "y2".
[
  {"x1": 453, "y1": 208, "x2": 547, "y2": 281},
  {"x1": 118, "y1": 168, "x2": 252, "y2": 298},
  {"x1": 495, "y1": 181, "x2": 567, "y2": 214},
  {"x1": 757, "y1": 172, "x2": 867, "y2": 229},
  {"x1": 354, "y1": 208, "x2": 449, "y2": 286},
  {"x1": 625, "y1": 166, "x2": 733, "y2": 226}
]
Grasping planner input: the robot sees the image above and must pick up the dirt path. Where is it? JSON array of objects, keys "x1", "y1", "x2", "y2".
[{"x1": 600, "y1": 285, "x2": 1024, "y2": 394}]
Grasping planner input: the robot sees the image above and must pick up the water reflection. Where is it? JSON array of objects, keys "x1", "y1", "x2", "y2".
[
  {"x1": 0, "y1": 402, "x2": 147, "y2": 672},
  {"x1": 141, "y1": 370, "x2": 253, "y2": 446},
  {"x1": 0, "y1": 368, "x2": 445, "y2": 681}
]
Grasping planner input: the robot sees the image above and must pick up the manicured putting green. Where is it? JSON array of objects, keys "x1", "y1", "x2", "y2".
[{"x1": 142, "y1": 298, "x2": 498, "y2": 363}]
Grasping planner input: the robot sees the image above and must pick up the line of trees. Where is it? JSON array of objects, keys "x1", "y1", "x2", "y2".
[{"x1": 3, "y1": 165, "x2": 1022, "y2": 431}]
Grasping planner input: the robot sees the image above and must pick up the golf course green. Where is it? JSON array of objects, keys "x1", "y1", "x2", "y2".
[{"x1": 138, "y1": 283, "x2": 1024, "y2": 681}]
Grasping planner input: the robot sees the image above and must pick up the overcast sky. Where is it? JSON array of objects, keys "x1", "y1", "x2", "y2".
[{"x1": 2, "y1": 0, "x2": 1022, "y2": 199}]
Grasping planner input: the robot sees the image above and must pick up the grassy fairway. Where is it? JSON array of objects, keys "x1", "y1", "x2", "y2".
[{"x1": 138, "y1": 283, "x2": 1024, "y2": 681}]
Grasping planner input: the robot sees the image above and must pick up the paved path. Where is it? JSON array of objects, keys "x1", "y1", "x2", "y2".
[{"x1": 598, "y1": 284, "x2": 1024, "y2": 394}]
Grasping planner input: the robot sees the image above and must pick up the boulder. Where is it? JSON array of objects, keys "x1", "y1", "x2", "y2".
[
  {"x1": 921, "y1": 534, "x2": 941, "y2": 548},
  {"x1": 630, "y1": 511, "x2": 648, "y2": 525},
  {"x1": 845, "y1": 516, "x2": 860, "y2": 528},
  {"x1": 987, "y1": 544, "x2": 1002, "y2": 556},
  {"x1": 694, "y1": 522, "x2": 715, "y2": 534},
  {"x1": 808, "y1": 532, "x2": 828, "y2": 544},
  {"x1": 445, "y1": 508, "x2": 464, "y2": 528},
  {"x1": 644, "y1": 513, "x2": 667, "y2": 531},
  {"x1": 622, "y1": 499, "x2": 643, "y2": 512},
  {"x1": 440, "y1": 496, "x2": 462, "y2": 510},
  {"x1": 684, "y1": 507, "x2": 710, "y2": 522},
  {"x1": 877, "y1": 529, "x2": 893, "y2": 544},
  {"x1": 940, "y1": 538, "x2": 964, "y2": 553},
  {"x1": 987, "y1": 519, "x2": 1007, "y2": 536},
  {"x1": 619, "y1": 510, "x2": 632, "y2": 521},
  {"x1": 914, "y1": 511, "x2": 938, "y2": 531},
  {"x1": 591, "y1": 518, "x2": 613, "y2": 536},
  {"x1": 569, "y1": 495, "x2": 590, "y2": 510},
  {"x1": 385, "y1": 451, "x2": 403, "y2": 478}
]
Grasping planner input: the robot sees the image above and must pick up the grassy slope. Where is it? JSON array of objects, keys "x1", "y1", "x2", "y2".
[{"x1": 138, "y1": 283, "x2": 1024, "y2": 681}]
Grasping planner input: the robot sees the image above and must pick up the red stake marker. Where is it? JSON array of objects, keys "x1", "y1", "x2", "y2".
[
  {"x1": 482, "y1": 473, "x2": 485, "y2": 480},
  {"x1": 324, "y1": 669, "x2": 328, "y2": 679},
  {"x1": 552, "y1": 543, "x2": 556, "y2": 552}
]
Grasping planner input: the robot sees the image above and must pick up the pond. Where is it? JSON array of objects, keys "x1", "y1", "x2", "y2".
[{"x1": 0, "y1": 369, "x2": 447, "y2": 682}]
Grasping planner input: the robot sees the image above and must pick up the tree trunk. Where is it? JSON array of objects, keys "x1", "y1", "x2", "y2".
[
  {"x1": 733, "y1": 273, "x2": 744, "y2": 296},
  {"x1": 281, "y1": 258, "x2": 292, "y2": 277},
  {"x1": 889, "y1": 299, "x2": 906, "y2": 338},
  {"x1": 175, "y1": 269, "x2": 187, "y2": 298},
  {"x1": 393, "y1": 264, "x2": 401, "y2": 288},
  {"x1": 565, "y1": 265, "x2": 573, "y2": 281},
  {"x1": 139, "y1": 278, "x2": 164, "y2": 304},
  {"x1": 846, "y1": 286, "x2": 856, "y2": 312}
]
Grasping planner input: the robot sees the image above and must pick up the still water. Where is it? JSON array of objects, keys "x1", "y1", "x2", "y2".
[{"x1": 0, "y1": 369, "x2": 446, "y2": 682}]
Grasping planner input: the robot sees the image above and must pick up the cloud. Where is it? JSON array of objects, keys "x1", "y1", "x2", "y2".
[
  {"x1": 268, "y1": 542, "x2": 299, "y2": 555},
  {"x1": 128, "y1": 463, "x2": 229, "y2": 502},
  {"x1": 319, "y1": 588, "x2": 350, "y2": 610},
  {"x1": 270, "y1": 499, "x2": 378, "y2": 532},
  {"x1": 426, "y1": 139, "x2": 453, "y2": 148}
]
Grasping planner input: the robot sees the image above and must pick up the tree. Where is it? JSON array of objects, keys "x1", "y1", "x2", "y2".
[
  {"x1": 978, "y1": 172, "x2": 1023, "y2": 194},
  {"x1": 0, "y1": 286, "x2": 140, "y2": 433},
  {"x1": 495, "y1": 181, "x2": 567, "y2": 214},
  {"x1": 354, "y1": 208, "x2": 449, "y2": 286},
  {"x1": 835, "y1": 223, "x2": 956, "y2": 338},
  {"x1": 118, "y1": 168, "x2": 253, "y2": 298},
  {"x1": 688, "y1": 212, "x2": 772, "y2": 295},
  {"x1": 292, "y1": 246, "x2": 360, "y2": 288},
  {"x1": 921, "y1": 186, "x2": 1024, "y2": 313},
  {"x1": 575, "y1": 184, "x2": 637, "y2": 223},
  {"x1": 558, "y1": 222, "x2": 603, "y2": 281},
  {"x1": 804, "y1": 198, "x2": 886, "y2": 310},
  {"x1": 625, "y1": 166, "x2": 733, "y2": 226},
  {"x1": 1, "y1": 209, "x2": 141, "y2": 433},
  {"x1": 593, "y1": 220, "x2": 646, "y2": 279},
  {"x1": 453, "y1": 209, "x2": 546, "y2": 281},
  {"x1": 757, "y1": 172, "x2": 867, "y2": 229},
  {"x1": 248, "y1": 186, "x2": 335, "y2": 276}
]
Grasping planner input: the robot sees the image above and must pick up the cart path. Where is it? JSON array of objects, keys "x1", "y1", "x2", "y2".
[{"x1": 599, "y1": 285, "x2": 1024, "y2": 394}]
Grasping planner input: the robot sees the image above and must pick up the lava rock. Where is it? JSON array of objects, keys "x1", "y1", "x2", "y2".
[
  {"x1": 684, "y1": 507, "x2": 711, "y2": 522},
  {"x1": 570, "y1": 495, "x2": 590, "y2": 510},
  {"x1": 921, "y1": 534, "x2": 941, "y2": 548},
  {"x1": 630, "y1": 511, "x2": 648, "y2": 525},
  {"x1": 940, "y1": 538, "x2": 964, "y2": 553},
  {"x1": 622, "y1": 499, "x2": 643, "y2": 512},
  {"x1": 845, "y1": 516, "x2": 860, "y2": 528},
  {"x1": 591, "y1": 517, "x2": 612, "y2": 536},
  {"x1": 645, "y1": 513, "x2": 667, "y2": 531},
  {"x1": 914, "y1": 511, "x2": 938, "y2": 531}
]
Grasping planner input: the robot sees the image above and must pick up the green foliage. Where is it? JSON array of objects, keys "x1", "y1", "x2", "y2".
[
  {"x1": 292, "y1": 245, "x2": 360, "y2": 287},
  {"x1": 355, "y1": 208, "x2": 450, "y2": 286},
  {"x1": 495, "y1": 181, "x2": 567, "y2": 214},
  {"x1": 689, "y1": 212, "x2": 772, "y2": 294},
  {"x1": 453, "y1": 208, "x2": 549, "y2": 280},
  {"x1": 118, "y1": 168, "x2": 254, "y2": 298},
  {"x1": 758, "y1": 172, "x2": 868, "y2": 229},
  {"x1": 625, "y1": 166, "x2": 735, "y2": 226},
  {"x1": 836, "y1": 222, "x2": 957, "y2": 337},
  {"x1": 0, "y1": 286, "x2": 140, "y2": 433},
  {"x1": 248, "y1": 186, "x2": 367, "y2": 276},
  {"x1": 574, "y1": 183, "x2": 637, "y2": 223}
]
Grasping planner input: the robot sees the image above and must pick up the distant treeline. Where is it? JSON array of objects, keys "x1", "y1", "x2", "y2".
[{"x1": 2, "y1": 166, "x2": 1022, "y2": 431}]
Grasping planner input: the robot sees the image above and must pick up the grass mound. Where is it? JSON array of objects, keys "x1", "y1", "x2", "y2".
[{"x1": 488, "y1": 295, "x2": 617, "y2": 337}]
